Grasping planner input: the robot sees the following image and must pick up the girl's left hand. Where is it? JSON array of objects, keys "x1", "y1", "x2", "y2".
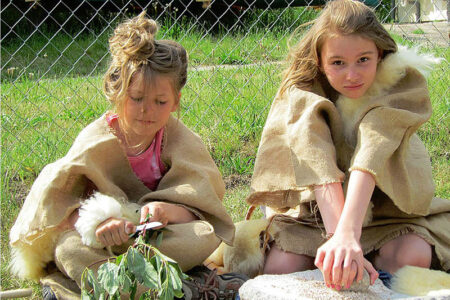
[
  {"x1": 315, "y1": 232, "x2": 365, "y2": 289},
  {"x1": 140, "y1": 201, "x2": 198, "y2": 228},
  {"x1": 140, "y1": 201, "x2": 171, "y2": 229}
]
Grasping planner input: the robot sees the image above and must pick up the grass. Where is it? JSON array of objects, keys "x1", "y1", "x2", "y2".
[
  {"x1": 1, "y1": 9, "x2": 449, "y2": 297},
  {"x1": 412, "y1": 28, "x2": 426, "y2": 34},
  {"x1": 1, "y1": 6, "x2": 318, "y2": 82}
]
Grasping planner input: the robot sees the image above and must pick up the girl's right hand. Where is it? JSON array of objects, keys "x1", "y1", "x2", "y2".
[
  {"x1": 315, "y1": 232, "x2": 363, "y2": 289},
  {"x1": 315, "y1": 233, "x2": 378, "y2": 289},
  {"x1": 95, "y1": 217, "x2": 136, "y2": 247}
]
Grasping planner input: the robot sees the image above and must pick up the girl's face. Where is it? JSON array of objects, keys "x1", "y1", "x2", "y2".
[
  {"x1": 320, "y1": 34, "x2": 380, "y2": 99},
  {"x1": 124, "y1": 73, "x2": 179, "y2": 141}
]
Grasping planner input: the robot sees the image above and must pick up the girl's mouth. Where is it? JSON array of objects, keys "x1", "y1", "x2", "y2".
[
  {"x1": 139, "y1": 120, "x2": 155, "y2": 124},
  {"x1": 344, "y1": 83, "x2": 363, "y2": 90}
]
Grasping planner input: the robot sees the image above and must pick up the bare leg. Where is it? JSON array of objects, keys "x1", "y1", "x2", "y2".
[
  {"x1": 373, "y1": 233, "x2": 432, "y2": 274},
  {"x1": 263, "y1": 245, "x2": 315, "y2": 274}
]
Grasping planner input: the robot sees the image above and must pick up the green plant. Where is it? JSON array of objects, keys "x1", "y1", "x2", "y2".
[
  {"x1": 412, "y1": 28, "x2": 426, "y2": 34},
  {"x1": 81, "y1": 220, "x2": 187, "y2": 300}
]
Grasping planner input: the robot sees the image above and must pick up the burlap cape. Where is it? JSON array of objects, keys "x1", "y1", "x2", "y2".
[
  {"x1": 247, "y1": 47, "x2": 450, "y2": 270},
  {"x1": 10, "y1": 114, "x2": 235, "y2": 281}
]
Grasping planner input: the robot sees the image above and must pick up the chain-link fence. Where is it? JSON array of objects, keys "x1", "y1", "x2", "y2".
[
  {"x1": 1, "y1": 0, "x2": 448, "y2": 291},
  {"x1": 2, "y1": 0, "x2": 448, "y2": 191}
]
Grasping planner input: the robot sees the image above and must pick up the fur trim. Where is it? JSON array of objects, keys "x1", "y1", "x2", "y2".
[
  {"x1": 9, "y1": 233, "x2": 57, "y2": 281},
  {"x1": 206, "y1": 219, "x2": 270, "y2": 278},
  {"x1": 366, "y1": 46, "x2": 442, "y2": 98},
  {"x1": 75, "y1": 192, "x2": 141, "y2": 248},
  {"x1": 223, "y1": 219, "x2": 269, "y2": 278},
  {"x1": 391, "y1": 265, "x2": 450, "y2": 296},
  {"x1": 121, "y1": 202, "x2": 141, "y2": 225},
  {"x1": 75, "y1": 192, "x2": 124, "y2": 248}
]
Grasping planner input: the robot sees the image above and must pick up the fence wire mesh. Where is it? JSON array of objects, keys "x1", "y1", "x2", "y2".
[{"x1": 1, "y1": 0, "x2": 449, "y2": 194}]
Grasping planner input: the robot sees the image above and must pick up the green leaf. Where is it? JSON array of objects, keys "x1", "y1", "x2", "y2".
[
  {"x1": 97, "y1": 262, "x2": 120, "y2": 296},
  {"x1": 159, "y1": 286, "x2": 174, "y2": 300},
  {"x1": 127, "y1": 248, "x2": 158, "y2": 289},
  {"x1": 173, "y1": 288, "x2": 184, "y2": 298},
  {"x1": 155, "y1": 231, "x2": 164, "y2": 247},
  {"x1": 81, "y1": 289, "x2": 94, "y2": 300},
  {"x1": 156, "y1": 250, "x2": 177, "y2": 264},
  {"x1": 130, "y1": 282, "x2": 137, "y2": 300},
  {"x1": 168, "y1": 263, "x2": 183, "y2": 292},
  {"x1": 115, "y1": 253, "x2": 124, "y2": 266},
  {"x1": 119, "y1": 273, "x2": 133, "y2": 293},
  {"x1": 86, "y1": 269, "x2": 105, "y2": 299}
]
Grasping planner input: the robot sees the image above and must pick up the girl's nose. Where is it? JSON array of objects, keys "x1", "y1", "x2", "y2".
[
  {"x1": 346, "y1": 67, "x2": 360, "y2": 82},
  {"x1": 140, "y1": 99, "x2": 153, "y2": 114}
]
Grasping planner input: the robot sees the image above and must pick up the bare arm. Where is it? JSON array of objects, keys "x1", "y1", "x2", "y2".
[
  {"x1": 336, "y1": 170, "x2": 375, "y2": 240},
  {"x1": 314, "y1": 182, "x2": 345, "y2": 234},
  {"x1": 314, "y1": 170, "x2": 378, "y2": 289}
]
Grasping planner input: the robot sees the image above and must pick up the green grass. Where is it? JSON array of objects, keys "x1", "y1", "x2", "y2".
[
  {"x1": 412, "y1": 28, "x2": 426, "y2": 34},
  {"x1": 2, "y1": 7, "x2": 318, "y2": 82},
  {"x1": 1, "y1": 14, "x2": 449, "y2": 297}
]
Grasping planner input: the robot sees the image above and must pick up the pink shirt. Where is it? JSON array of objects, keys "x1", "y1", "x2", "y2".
[{"x1": 106, "y1": 114, "x2": 166, "y2": 190}]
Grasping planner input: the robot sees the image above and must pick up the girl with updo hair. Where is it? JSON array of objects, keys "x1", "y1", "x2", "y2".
[{"x1": 10, "y1": 12, "x2": 246, "y2": 299}]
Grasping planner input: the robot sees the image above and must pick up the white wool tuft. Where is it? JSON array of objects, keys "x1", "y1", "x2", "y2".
[
  {"x1": 9, "y1": 234, "x2": 57, "y2": 281},
  {"x1": 75, "y1": 192, "x2": 123, "y2": 248},
  {"x1": 368, "y1": 46, "x2": 443, "y2": 98},
  {"x1": 223, "y1": 218, "x2": 269, "y2": 278},
  {"x1": 391, "y1": 265, "x2": 450, "y2": 296}
]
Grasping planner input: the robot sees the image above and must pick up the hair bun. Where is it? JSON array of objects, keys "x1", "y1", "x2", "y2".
[{"x1": 109, "y1": 12, "x2": 158, "y2": 63}]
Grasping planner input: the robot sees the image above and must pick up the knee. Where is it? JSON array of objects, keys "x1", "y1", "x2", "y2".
[
  {"x1": 394, "y1": 247, "x2": 431, "y2": 269},
  {"x1": 375, "y1": 234, "x2": 432, "y2": 273},
  {"x1": 263, "y1": 259, "x2": 292, "y2": 274},
  {"x1": 55, "y1": 231, "x2": 80, "y2": 261},
  {"x1": 263, "y1": 247, "x2": 314, "y2": 274}
]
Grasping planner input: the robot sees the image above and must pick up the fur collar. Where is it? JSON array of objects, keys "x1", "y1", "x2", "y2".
[
  {"x1": 336, "y1": 46, "x2": 442, "y2": 143},
  {"x1": 365, "y1": 46, "x2": 442, "y2": 98}
]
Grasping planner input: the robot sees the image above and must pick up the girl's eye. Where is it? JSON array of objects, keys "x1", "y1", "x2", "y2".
[
  {"x1": 157, "y1": 100, "x2": 167, "y2": 105},
  {"x1": 331, "y1": 60, "x2": 344, "y2": 66},
  {"x1": 131, "y1": 97, "x2": 143, "y2": 102},
  {"x1": 359, "y1": 57, "x2": 369, "y2": 63}
]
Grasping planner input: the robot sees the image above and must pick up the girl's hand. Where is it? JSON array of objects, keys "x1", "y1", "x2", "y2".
[
  {"x1": 340, "y1": 258, "x2": 378, "y2": 290},
  {"x1": 140, "y1": 201, "x2": 198, "y2": 228},
  {"x1": 140, "y1": 202, "x2": 170, "y2": 228},
  {"x1": 314, "y1": 232, "x2": 364, "y2": 290},
  {"x1": 362, "y1": 258, "x2": 379, "y2": 286},
  {"x1": 95, "y1": 217, "x2": 136, "y2": 247}
]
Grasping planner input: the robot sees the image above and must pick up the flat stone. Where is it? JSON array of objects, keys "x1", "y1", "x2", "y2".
[{"x1": 238, "y1": 269, "x2": 437, "y2": 300}]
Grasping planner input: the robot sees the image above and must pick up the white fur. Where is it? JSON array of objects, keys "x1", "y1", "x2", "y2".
[
  {"x1": 206, "y1": 218, "x2": 270, "y2": 278},
  {"x1": 369, "y1": 46, "x2": 443, "y2": 97},
  {"x1": 223, "y1": 218, "x2": 269, "y2": 278},
  {"x1": 391, "y1": 265, "x2": 450, "y2": 296},
  {"x1": 9, "y1": 234, "x2": 57, "y2": 281},
  {"x1": 75, "y1": 192, "x2": 124, "y2": 248}
]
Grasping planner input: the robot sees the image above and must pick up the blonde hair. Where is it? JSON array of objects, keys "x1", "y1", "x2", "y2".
[
  {"x1": 280, "y1": 0, "x2": 397, "y2": 95},
  {"x1": 103, "y1": 11, "x2": 188, "y2": 130}
]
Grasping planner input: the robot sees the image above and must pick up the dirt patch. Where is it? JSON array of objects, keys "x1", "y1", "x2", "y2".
[
  {"x1": 224, "y1": 174, "x2": 251, "y2": 189},
  {"x1": 383, "y1": 21, "x2": 448, "y2": 47}
]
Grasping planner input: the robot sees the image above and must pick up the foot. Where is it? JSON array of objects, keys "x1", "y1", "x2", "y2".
[
  {"x1": 42, "y1": 285, "x2": 57, "y2": 300},
  {"x1": 378, "y1": 270, "x2": 393, "y2": 288},
  {"x1": 181, "y1": 266, "x2": 248, "y2": 300}
]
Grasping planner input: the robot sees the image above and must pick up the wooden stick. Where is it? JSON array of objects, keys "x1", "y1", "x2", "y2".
[{"x1": 0, "y1": 288, "x2": 33, "y2": 298}]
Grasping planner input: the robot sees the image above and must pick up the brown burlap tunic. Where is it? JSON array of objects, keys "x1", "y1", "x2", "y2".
[
  {"x1": 10, "y1": 115, "x2": 235, "y2": 298},
  {"x1": 246, "y1": 48, "x2": 450, "y2": 271}
]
